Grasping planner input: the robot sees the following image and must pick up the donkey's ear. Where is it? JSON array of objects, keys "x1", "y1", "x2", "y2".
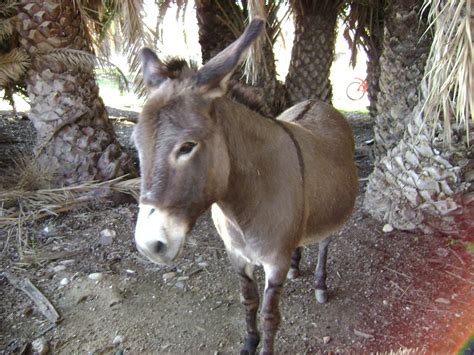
[
  {"x1": 194, "y1": 18, "x2": 265, "y2": 98},
  {"x1": 140, "y1": 47, "x2": 172, "y2": 89}
]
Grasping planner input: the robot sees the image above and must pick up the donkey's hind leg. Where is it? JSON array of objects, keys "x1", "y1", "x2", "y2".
[
  {"x1": 228, "y1": 254, "x2": 260, "y2": 355},
  {"x1": 287, "y1": 247, "x2": 303, "y2": 279},
  {"x1": 315, "y1": 238, "x2": 330, "y2": 303}
]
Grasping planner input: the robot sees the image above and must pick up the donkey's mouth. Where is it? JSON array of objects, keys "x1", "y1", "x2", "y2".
[
  {"x1": 134, "y1": 204, "x2": 189, "y2": 265},
  {"x1": 135, "y1": 236, "x2": 185, "y2": 265}
]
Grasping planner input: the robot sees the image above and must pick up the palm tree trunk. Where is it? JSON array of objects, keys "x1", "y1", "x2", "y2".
[
  {"x1": 285, "y1": 2, "x2": 340, "y2": 105},
  {"x1": 16, "y1": 0, "x2": 134, "y2": 186},
  {"x1": 372, "y1": 0, "x2": 430, "y2": 159},
  {"x1": 364, "y1": 104, "x2": 474, "y2": 238},
  {"x1": 195, "y1": 0, "x2": 243, "y2": 63},
  {"x1": 364, "y1": 0, "x2": 473, "y2": 238},
  {"x1": 365, "y1": 5, "x2": 384, "y2": 119}
]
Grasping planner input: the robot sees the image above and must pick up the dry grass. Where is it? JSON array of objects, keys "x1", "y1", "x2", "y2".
[
  {"x1": 421, "y1": 0, "x2": 472, "y2": 145},
  {"x1": 0, "y1": 175, "x2": 139, "y2": 227},
  {"x1": 0, "y1": 153, "x2": 139, "y2": 257},
  {"x1": 2, "y1": 153, "x2": 54, "y2": 191}
]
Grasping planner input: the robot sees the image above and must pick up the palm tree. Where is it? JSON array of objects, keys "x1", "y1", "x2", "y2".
[
  {"x1": 370, "y1": 0, "x2": 431, "y2": 159},
  {"x1": 194, "y1": 0, "x2": 288, "y2": 115},
  {"x1": 285, "y1": 0, "x2": 345, "y2": 105},
  {"x1": 364, "y1": 0, "x2": 473, "y2": 238},
  {"x1": 1, "y1": 0, "x2": 150, "y2": 187},
  {"x1": 195, "y1": 0, "x2": 244, "y2": 63}
]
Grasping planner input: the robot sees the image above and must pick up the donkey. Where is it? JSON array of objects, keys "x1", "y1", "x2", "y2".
[{"x1": 133, "y1": 19, "x2": 358, "y2": 354}]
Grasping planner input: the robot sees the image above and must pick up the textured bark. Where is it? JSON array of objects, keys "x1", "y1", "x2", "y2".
[
  {"x1": 365, "y1": 6, "x2": 384, "y2": 119},
  {"x1": 195, "y1": 0, "x2": 241, "y2": 63},
  {"x1": 16, "y1": 0, "x2": 134, "y2": 186},
  {"x1": 364, "y1": 105, "x2": 474, "y2": 238},
  {"x1": 285, "y1": 8, "x2": 338, "y2": 105},
  {"x1": 364, "y1": 0, "x2": 473, "y2": 238},
  {"x1": 373, "y1": 0, "x2": 430, "y2": 159}
]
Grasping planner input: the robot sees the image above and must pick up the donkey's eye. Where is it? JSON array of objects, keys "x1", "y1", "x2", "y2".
[{"x1": 177, "y1": 142, "x2": 197, "y2": 157}]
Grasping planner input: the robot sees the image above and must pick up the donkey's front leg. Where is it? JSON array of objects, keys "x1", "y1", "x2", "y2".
[
  {"x1": 260, "y1": 264, "x2": 289, "y2": 354},
  {"x1": 228, "y1": 254, "x2": 260, "y2": 355}
]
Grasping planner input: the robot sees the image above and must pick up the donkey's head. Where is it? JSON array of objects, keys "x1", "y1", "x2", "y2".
[{"x1": 133, "y1": 19, "x2": 265, "y2": 264}]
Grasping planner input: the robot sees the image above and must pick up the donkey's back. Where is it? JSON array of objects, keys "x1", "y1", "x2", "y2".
[{"x1": 278, "y1": 99, "x2": 358, "y2": 244}]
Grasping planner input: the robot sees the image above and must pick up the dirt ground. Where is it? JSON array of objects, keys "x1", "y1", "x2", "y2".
[{"x1": 0, "y1": 109, "x2": 473, "y2": 354}]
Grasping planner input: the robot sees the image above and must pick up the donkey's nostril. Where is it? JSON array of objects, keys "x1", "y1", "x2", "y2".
[{"x1": 151, "y1": 241, "x2": 166, "y2": 254}]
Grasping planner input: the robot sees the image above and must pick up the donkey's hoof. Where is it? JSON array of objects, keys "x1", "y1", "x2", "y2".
[
  {"x1": 240, "y1": 334, "x2": 259, "y2": 355},
  {"x1": 287, "y1": 268, "x2": 300, "y2": 280},
  {"x1": 315, "y1": 289, "x2": 327, "y2": 304}
]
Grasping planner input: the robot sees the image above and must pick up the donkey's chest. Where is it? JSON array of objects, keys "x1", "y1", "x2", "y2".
[{"x1": 211, "y1": 204, "x2": 263, "y2": 265}]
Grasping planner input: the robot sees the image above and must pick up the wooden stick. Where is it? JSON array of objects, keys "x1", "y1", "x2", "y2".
[{"x1": 4, "y1": 272, "x2": 60, "y2": 323}]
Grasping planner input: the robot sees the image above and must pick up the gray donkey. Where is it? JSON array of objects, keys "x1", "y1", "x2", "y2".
[{"x1": 133, "y1": 18, "x2": 358, "y2": 354}]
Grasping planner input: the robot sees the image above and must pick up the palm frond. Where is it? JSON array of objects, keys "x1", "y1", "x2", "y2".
[
  {"x1": 0, "y1": 176, "x2": 140, "y2": 226},
  {"x1": 342, "y1": 1, "x2": 385, "y2": 67},
  {"x1": 0, "y1": 1, "x2": 18, "y2": 19},
  {"x1": 156, "y1": 0, "x2": 188, "y2": 44},
  {"x1": 421, "y1": 0, "x2": 472, "y2": 145},
  {"x1": 0, "y1": 48, "x2": 30, "y2": 87},
  {"x1": 72, "y1": 0, "x2": 153, "y2": 96},
  {"x1": 43, "y1": 48, "x2": 129, "y2": 91},
  {"x1": 0, "y1": 18, "x2": 13, "y2": 42}
]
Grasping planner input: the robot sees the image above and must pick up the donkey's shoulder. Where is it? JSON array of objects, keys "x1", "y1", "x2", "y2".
[{"x1": 278, "y1": 99, "x2": 348, "y2": 128}]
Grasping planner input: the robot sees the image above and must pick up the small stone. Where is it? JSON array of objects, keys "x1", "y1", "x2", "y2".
[
  {"x1": 175, "y1": 281, "x2": 185, "y2": 289},
  {"x1": 88, "y1": 273, "x2": 104, "y2": 281},
  {"x1": 162, "y1": 272, "x2": 176, "y2": 281},
  {"x1": 353, "y1": 329, "x2": 374, "y2": 339},
  {"x1": 112, "y1": 335, "x2": 124, "y2": 346},
  {"x1": 60, "y1": 259, "x2": 75, "y2": 265},
  {"x1": 322, "y1": 336, "x2": 331, "y2": 344},
  {"x1": 435, "y1": 248, "x2": 449, "y2": 257},
  {"x1": 100, "y1": 229, "x2": 116, "y2": 246},
  {"x1": 125, "y1": 269, "x2": 136, "y2": 275},
  {"x1": 108, "y1": 287, "x2": 123, "y2": 307},
  {"x1": 435, "y1": 298, "x2": 450, "y2": 304},
  {"x1": 382, "y1": 224, "x2": 394, "y2": 233},
  {"x1": 177, "y1": 276, "x2": 189, "y2": 281},
  {"x1": 52, "y1": 265, "x2": 67, "y2": 273},
  {"x1": 31, "y1": 337, "x2": 49, "y2": 354},
  {"x1": 59, "y1": 277, "x2": 70, "y2": 286}
]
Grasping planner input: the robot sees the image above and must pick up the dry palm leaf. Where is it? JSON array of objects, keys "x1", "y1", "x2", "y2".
[
  {"x1": 44, "y1": 48, "x2": 129, "y2": 91},
  {"x1": 73, "y1": 0, "x2": 153, "y2": 96},
  {"x1": 0, "y1": 176, "x2": 140, "y2": 226},
  {"x1": 0, "y1": 48, "x2": 30, "y2": 87},
  {"x1": 0, "y1": 18, "x2": 13, "y2": 41},
  {"x1": 0, "y1": 1, "x2": 18, "y2": 19},
  {"x1": 421, "y1": 0, "x2": 473, "y2": 145}
]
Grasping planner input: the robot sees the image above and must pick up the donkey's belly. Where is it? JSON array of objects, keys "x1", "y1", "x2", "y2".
[{"x1": 211, "y1": 204, "x2": 263, "y2": 265}]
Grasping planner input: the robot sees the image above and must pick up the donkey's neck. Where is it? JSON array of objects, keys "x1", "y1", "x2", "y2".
[{"x1": 214, "y1": 97, "x2": 303, "y2": 238}]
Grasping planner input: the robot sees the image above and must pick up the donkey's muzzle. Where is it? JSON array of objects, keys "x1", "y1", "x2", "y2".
[{"x1": 135, "y1": 204, "x2": 188, "y2": 265}]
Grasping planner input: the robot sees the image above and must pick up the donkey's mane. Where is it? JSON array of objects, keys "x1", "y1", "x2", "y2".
[
  {"x1": 163, "y1": 57, "x2": 273, "y2": 118},
  {"x1": 162, "y1": 57, "x2": 199, "y2": 73}
]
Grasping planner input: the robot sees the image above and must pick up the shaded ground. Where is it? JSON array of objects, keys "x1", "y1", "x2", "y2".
[{"x1": 0, "y1": 109, "x2": 473, "y2": 354}]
